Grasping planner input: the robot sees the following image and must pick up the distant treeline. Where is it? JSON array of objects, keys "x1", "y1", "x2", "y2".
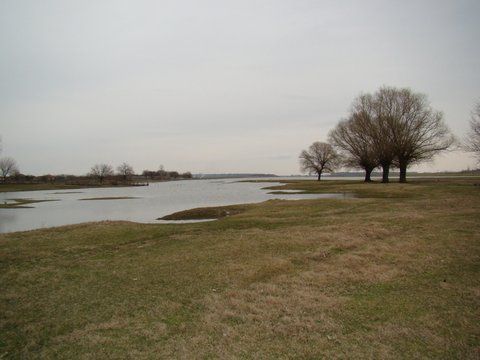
[
  {"x1": 0, "y1": 162, "x2": 192, "y2": 186},
  {"x1": 1, "y1": 173, "x2": 138, "y2": 186},
  {"x1": 142, "y1": 169, "x2": 192, "y2": 180}
]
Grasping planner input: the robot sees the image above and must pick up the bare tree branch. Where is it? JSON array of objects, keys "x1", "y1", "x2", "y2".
[
  {"x1": 377, "y1": 87, "x2": 454, "y2": 182},
  {"x1": 117, "y1": 162, "x2": 135, "y2": 181},
  {"x1": 465, "y1": 101, "x2": 480, "y2": 164},
  {"x1": 329, "y1": 114, "x2": 379, "y2": 182},
  {"x1": 299, "y1": 142, "x2": 341, "y2": 181},
  {"x1": 0, "y1": 157, "x2": 19, "y2": 182},
  {"x1": 89, "y1": 164, "x2": 114, "y2": 183}
]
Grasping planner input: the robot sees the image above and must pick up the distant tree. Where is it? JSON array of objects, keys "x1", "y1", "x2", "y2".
[
  {"x1": 142, "y1": 170, "x2": 155, "y2": 180},
  {"x1": 117, "y1": 162, "x2": 134, "y2": 181},
  {"x1": 38, "y1": 174, "x2": 56, "y2": 183},
  {"x1": 329, "y1": 114, "x2": 378, "y2": 182},
  {"x1": 376, "y1": 87, "x2": 454, "y2": 182},
  {"x1": 0, "y1": 157, "x2": 19, "y2": 182},
  {"x1": 12, "y1": 170, "x2": 24, "y2": 182},
  {"x1": 89, "y1": 164, "x2": 114, "y2": 183},
  {"x1": 168, "y1": 171, "x2": 179, "y2": 179},
  {"x1": 299, "y1": 142, "x2": 341, "y2": 181},
  {"x1": 465, "y1": 101, "x2": 480, "y2": 164},
  {"x1": 157, "y1": 165, "x2": 168, "y2": 179}
]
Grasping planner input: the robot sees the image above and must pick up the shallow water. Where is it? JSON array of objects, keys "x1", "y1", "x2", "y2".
[{"x1": 0, "y1": 178, "x2": 353, "y2": 233}]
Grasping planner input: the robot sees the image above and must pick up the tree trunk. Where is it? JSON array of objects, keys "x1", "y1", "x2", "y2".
[
  {"x1": 399, "y1": 162, "x2": 407, "y2": 183},
  {"x1": 364, "y1": 167, "x2": 373, "y2": 182},
  {"x1": 381, "y1": 163, "x2": 390, "y2": 183},
  {"x1": 317, "y1": 170, "x2": 322, "y2": 181}
]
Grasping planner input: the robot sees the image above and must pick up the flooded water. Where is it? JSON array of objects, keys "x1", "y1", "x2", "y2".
[{"x1": 0, "y1": 179, "x2": 353, "y2": 233}]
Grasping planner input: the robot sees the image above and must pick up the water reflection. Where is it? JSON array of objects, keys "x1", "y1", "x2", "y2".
[{"x1": 0, "y1": 179, "x2": 354, "y2": 233}]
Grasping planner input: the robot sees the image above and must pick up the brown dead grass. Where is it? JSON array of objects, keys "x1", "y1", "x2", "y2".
[{"x1": 0, "y1": 179, "x2": 479, "y2": 358}]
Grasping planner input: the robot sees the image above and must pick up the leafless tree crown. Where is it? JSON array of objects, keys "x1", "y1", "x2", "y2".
[
  {"x1": 0, "y1": 157, "x2": 19, "y2": 180},
  {"x1": 329, "y1": 86, "x2": 454, "y2": 182},
  {"x1": 377, "y1": 87, "x2": 454, "y2": 164},
  {"x1": 465, "y1": 101, "x2": 480, "y2": 163},
  {"x1": 299, "y1": 142, "x2": 341, "y2": 180},
  {"x1": 89, "y1": 164, "x2": 114, "y2": 182},
  {"x1": 117, "y1": 162, "x2": 135, "y2": 179},
  {"x1": 329, "y1": 95, "x2": 379, "y2": 181}
]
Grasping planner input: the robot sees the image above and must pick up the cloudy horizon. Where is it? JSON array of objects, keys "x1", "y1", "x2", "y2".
[{"x1": 1, "y1": 0, "x2": 479, "y2": 176}]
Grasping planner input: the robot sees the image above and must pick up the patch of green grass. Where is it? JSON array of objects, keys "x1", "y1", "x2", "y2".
[
  {"x1": 159, "y1": 204, "x2": 248, "y2": 220},
  {"x1": 0, "y1": 179, "x2": 479, "y2": 358},
  {"x1": 0, "y1": 183, "x2": 145, "y2": 193},
  {"x1": 0, "y1": 184, "x2": 90, "y2": 193}
]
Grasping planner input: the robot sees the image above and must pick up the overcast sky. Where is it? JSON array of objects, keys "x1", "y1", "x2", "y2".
[{"x1": 1, "y1": 0, "x2": 479, "y2": 175}]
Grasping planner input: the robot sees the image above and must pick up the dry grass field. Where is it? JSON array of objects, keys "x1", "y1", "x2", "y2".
[{"x1": 1, "y1": 179, "x2": 479, "y2": 358}]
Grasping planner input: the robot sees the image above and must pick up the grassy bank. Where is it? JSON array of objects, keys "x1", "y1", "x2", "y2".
[
  {"x1": 0, "y1": 198, "x2": 59, "y2": 209},
  {"x1": 0, "y1": 183, "x2": 89, "y2": 193},
  {"x1": 0, "y1": 179, "x2": 479, "y2": 358},
  {"x1": 0, "y1": 183, "x2": 147, "y2": 193},
  {"x1": 159, "y1": 204, "x2": 249, "y2": 220}
]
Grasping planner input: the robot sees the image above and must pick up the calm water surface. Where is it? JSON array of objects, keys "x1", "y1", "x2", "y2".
[{"x1": 0, "y1": 179, "x2": 352, "y2": 233}]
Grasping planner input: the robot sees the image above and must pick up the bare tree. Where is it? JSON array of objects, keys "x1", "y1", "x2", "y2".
[
  {"x1": 329, "y1": 114, "x2": 378, "y2": 182},
  {"x1": 465, "y1": 102, "x2": 480, "y2": 163},
  {"x1": 89, "y1": 164, "x2": 114, "y2": 183},
  {"x1": 117, "y1": 162, "x2": 134, "y2": 181},
  {"x1": 0, "y1": 157, "x2": 19, "y2": 182},
  {"x1": 369, "y1": 89, "x2": 402, "y2": 183},
  {"x1": 376, "y1": 87, "x2": 454, "y2": 182},
  {"x1": 342, "y1": 92, "x2": 397, "y2": 183},
  {"x1": 299, "y1": 142, "x2": 341, "y2": 181},
  {"x1": 330, "y1": 87, "x2": 453, "y2": 183}
]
